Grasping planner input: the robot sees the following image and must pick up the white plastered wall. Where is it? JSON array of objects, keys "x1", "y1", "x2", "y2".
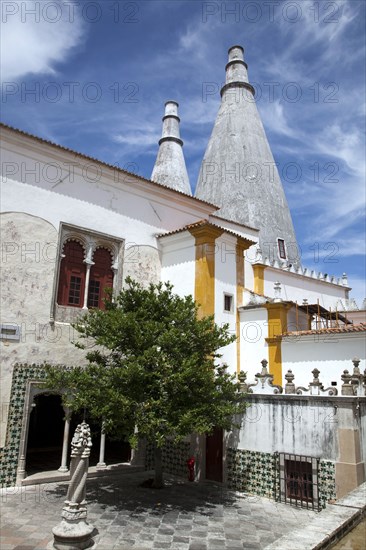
[
  {"x1": 215, "y1": 234, "x2": 237, "y2": 375},
  {"x1": 0, "y1": 213, "x2": 88, "y2": 446},
  {"x1": 263, "y1": 267, "x2": 348, "y2": 308},
  {"x1": 281, "y1": 333, "x2": 366, "y2": 388},
  {"x1": 239, "y1": 306, "x2": 269, "y2": 382},
  {"x1": 228, "y1": 396, "x2": 360, "y2": 461},
  {"x1": 160, "y1": 232, "x2": 195, "y2": 298}
]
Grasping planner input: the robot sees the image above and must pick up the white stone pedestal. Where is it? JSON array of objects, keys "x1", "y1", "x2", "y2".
[{"x1": 52, "y1": 503, "x2": 95, "y2": 549}]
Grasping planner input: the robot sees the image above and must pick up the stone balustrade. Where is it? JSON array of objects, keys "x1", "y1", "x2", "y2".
[{"x1": 239, "y1": 358, "x2": 366, "y2": 396}]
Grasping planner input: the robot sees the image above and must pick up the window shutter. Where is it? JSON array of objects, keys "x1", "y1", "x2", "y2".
[
  {"x1": 88, "y1": 248, "x2": 114, "y2": 309},
  {"x1": 57, "y1": 241, "x2": 85, "y2": 307}
]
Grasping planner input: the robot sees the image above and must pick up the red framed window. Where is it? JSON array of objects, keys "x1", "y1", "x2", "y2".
[
  {"x1": 57, "y1": 241, "x2": 85, "y2": 307},
  {"x1": 87, "y1": 248, "x2": 114, "y2": 309},
  {"x1": 278, "y1": 239, "x2": 287, "y2": 259}
]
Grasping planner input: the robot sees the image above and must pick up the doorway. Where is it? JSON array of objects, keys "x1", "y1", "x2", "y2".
[
  {"x1": 26, "y1": 393, "x2": 65, "y2": 474},
  {"x1": 205, "y1": 427, "x2": 223, "y2": 482}
]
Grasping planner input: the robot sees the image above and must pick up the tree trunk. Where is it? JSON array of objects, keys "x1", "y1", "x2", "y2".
[{"x1": 153, "y1": 445, "x2": 164, "y2": 488}]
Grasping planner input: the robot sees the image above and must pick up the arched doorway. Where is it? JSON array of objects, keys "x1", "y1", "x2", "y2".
[{"x1": 26, "y1": 393, "x2": 65, "y2": 474}]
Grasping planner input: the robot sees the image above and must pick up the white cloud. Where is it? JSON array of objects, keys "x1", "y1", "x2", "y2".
[
  {"x1": 113, "y1": 130, "x2": 158, "y2": 149},
  {"x1": 0, "y1": 0, "x2": 85, "y2": 82},
  {"x1": 258, "y1": 100, "x2": 297, "y2": 139},
  {"x1": 273, "y1": 0, "x2": 359, "y2": 73},
  {"x1": 301, "y1": 238, "x2": 366, "y2": 261}
]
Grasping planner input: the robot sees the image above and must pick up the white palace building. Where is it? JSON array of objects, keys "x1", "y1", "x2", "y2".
[{"x1": 1, "y1": 46, "x2": 365, "y2": 507}]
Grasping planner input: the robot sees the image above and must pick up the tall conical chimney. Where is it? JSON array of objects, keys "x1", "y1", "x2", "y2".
[
  {"x1": 195, "y1": 46, "x2": 299, "y2": 265},
  {"x1": 151, "y1": 101, "x2": 191, "y2": 195}
]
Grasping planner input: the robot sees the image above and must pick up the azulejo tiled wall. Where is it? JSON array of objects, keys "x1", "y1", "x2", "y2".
[
  {"x1": 145, "y1": 439, "x2": 191, "y2": 478},
  {"x1": 0, "y1": 363, "x2": 47, "y2": 488},
  {"x1": 226, "y1": 448, "x2": 336, "y2": 509},
  {"x1": 318, "y1": 460, "x2": 336, "y2": 508},
  {"x1": 227, "y1": 448, "x2": 279, "y2": 499}
]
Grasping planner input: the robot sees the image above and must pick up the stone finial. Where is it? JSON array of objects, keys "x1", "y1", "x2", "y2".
[
  {"x1": 341, "y1": 370, "x2": 351, "y2": 384},
  {"x1": 341, "y1": 369, "x2": 354, "y2": 396},
  {"x1": 284, "y1": 370, "x2": 296, "y2": 394},
  {"x1": 273, "y1": 282, "x2": 282, "y2": 302},
  {"x1": 352, "y1": 358, "x2": 360, "y2": 373},
  {"x1": 311, "y1": 368, "x2": 321, "y2": 386},
  {"x1": 351, "y1": 359, "x2": 366, "y2": 396},
  {"x1": 247, "y1": 359, "x2": 283, "y2": 394},
  {"x1": 260, "y1": 359, "x2": 268, "y2": 375},
  {"x1": 238, "y1": 370, "x2": 247, "y2": 392},
  {"x1": 297, "y1": 368, "x2": 337, "y2": 396},
  {"x1": 254, "y1": 245, "x2": 263, "y2": 264},
  {"x1": 342, "y1": 273, "x2": 348, "y2": 286}
]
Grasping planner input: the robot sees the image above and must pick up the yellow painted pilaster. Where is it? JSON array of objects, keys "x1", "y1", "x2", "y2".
[
  {"x1": 264, "y1": 302, "x2": 292, "y2": 385},
  {"x1": 253, "y1": 263, "x2": 266, "y2": 295},
  {"x1": 189, "y1": 225, "x2": 223, "y2": 318}
]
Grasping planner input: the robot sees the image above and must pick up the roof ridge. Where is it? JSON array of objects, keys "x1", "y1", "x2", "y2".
[
  {"x1": 157, "y1": 219, "x2": 256, "y2": 242},
  {"x1": 0, "y1": 122, "x2": 217, "y2": 208}
]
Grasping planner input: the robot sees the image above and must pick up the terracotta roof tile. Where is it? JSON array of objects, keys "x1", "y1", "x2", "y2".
[
  {"x1": 283, "y1": 323, "x2": 366, "y2": 336},
  {"x1": 156, "y1": 220, "x2": 256, "y2": 242}
]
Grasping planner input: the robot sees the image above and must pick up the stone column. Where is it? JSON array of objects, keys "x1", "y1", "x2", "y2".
[
  {"x1": 16, "y1": 401, "x2": 35, "y2": 483},
  {"x1": 82, "y1": 263, "x2": 93, "y2": 310},
  {"x1": 58, "y1": 408, "x2": 71, "y2": 473},
  {"x1": 82, "y1": 243, "x2": 94, "y2": 310},
  {"x1": 112, "y1": 264, "x2": 118, "y2": 295},
  {"x1": 96, "y1": 425, "x2": 107, "y2": 470}
]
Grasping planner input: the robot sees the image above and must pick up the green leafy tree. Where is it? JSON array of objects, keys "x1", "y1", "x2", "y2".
[{"x1": 46, "y1": 277, "x2": 246, "y2": 487}]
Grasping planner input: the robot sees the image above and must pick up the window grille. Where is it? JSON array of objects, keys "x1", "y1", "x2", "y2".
[
  {"x1": 87, "y1": 280, "x2": 101, "y2": 308},
  {"x1": 277, "y1": 453, "x2": 320, "y2": 511},
  {"x1": 68, "y1": 276, "x2": 82, "y2": 305}
]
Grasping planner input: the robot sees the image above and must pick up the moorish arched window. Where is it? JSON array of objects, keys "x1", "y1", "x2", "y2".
[
  {"x1": 54, "y1": 225, "x2": 121, "y2": 319},
  {"x1": 87, "y1": 248, "x2": 114, "y2": 309},
  {"x1": 57, "y1": 241, "x2": 85, "y2": 307}
]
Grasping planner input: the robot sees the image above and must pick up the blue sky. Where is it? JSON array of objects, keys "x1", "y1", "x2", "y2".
[{"x1": 1, "y1": 0, "x2": 365, "y2": 303}]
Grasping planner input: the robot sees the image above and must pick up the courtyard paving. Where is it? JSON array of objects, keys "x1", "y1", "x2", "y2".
[{"x1": 0, "y1": 470, "x2": 365, "y2": 550}]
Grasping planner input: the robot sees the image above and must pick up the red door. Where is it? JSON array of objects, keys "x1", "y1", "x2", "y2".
[{"x1": 206, "y1": 427, "x2": 223, "y2": 482}]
